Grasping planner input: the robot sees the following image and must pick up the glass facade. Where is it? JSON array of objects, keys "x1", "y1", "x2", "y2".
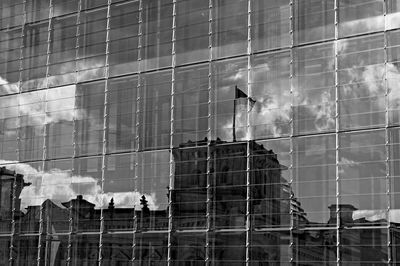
[{"x1": 1, "y1": 0, "x2": 400, "y2": 265}]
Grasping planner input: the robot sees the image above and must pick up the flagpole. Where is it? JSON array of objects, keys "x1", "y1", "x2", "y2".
[
  {"x1": 232, "y1": 85, "x2": 255, "y2": 142},
  {"x1": 233, "y1": 85, "x2": 237, "y2": 142}
]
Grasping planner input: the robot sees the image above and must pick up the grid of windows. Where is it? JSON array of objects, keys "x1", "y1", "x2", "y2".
[{"x1": 0, "y1": 0, "x2": 400, "y2": 264}]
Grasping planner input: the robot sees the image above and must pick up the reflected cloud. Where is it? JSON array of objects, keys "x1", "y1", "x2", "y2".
[
  {"x1": 45, "y1": 85, "x2": 81, "y2": 123},
  {"x1": 0, "y1": 74, "x2": 111, "y2": 129},
  {"x1": 312, "y1": 90, "x2": 336, "y2": 131},
  {"x1": 353, "y1": 209, "x2": 400, "y2": 224},
  {"x1": 0, "y1": 76, "x2": 19, "y2": 94},
  {"x1": 0, "y1": 160, "x2": 158, "y2": 210},
  {"x1": 387, "y1": 63, "x2": 400, "y2": 106},
  {"x1": 340, "y1": 15, "x2": 383, "y2": 36},
  {"x1": 250, "y1": 93, "x2": 291, "y2": 137},
  {"x1": 220, "y1": 60, "x2": 336, "y2": 139},
  {"x1": 226, "y1": 69, "x2": 247, "y2": 82},
  {"x1": 386, "y1": 12, "x2": 400, "y2": 30}
]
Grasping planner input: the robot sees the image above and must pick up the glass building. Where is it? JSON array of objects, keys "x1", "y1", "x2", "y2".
[{"x1": 1, "y1": 0, "x2": 400, "y2": 264}]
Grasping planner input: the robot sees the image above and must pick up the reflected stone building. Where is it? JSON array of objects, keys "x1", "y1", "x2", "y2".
[{"x1": 2, "y1": 0, "x2": 400, "y2": 264}]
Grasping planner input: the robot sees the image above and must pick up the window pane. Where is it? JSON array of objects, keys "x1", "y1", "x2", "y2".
[
  {"x1": 26, "y1": 0, "x2": 50, "y2": 23},
  {"x1": 338, "y1": 34, "x2": 386, "y2": 130},
  {"x1": 339, "y1": 229, "x2": 388, "y2": 263},
  {"x1": 22, "y1": 23, "x2": 49, "y2": 91},
  {"x1": 294, "y1": 0, "x2": 334, "y2": 44},
  {"x1": 210, "y1": 232, "x2": 246, "y2": 265},
  {"x1": 210, "y1": 143, "x2": 247, "y2": 229},
  {"x1": 106, "y1": 76, "x2": 138, "y2": 153},
  {"x1": 136, "y1": 150, "x2": 170, "y2": 231},
  {"x1": 103, "y1": 153, "x2": 136, "y2": 231},
  {"x1": 48, "y1": 15, "x2": 77, "y2": 87},
  {"x1": 387, "y1": 30, "x2": 400, "y2": 126},
  {"x1": 45, "y1": 85, "x2": 76, "y2": 159},
  {"x1": 172, "y1": 144, "x2": 208, "y2": 230},
  {"x1": 176, "y1": 0, "x2": 209, "y2": 65},
  {"x1": 141, "y1": 0, "x2": 173, "y2": 71},
  {"x1": 78, "y1": 8, "x2": 107, "y2": 82},
  {"x1": 52, "y1": 0, "x2": 79, "y2": 17},
  {"x1": 74, "y1": 81, "x2": 105, "y2": 156},
  {"x1": 212, "y1": 0, "x2": 247, "y2": 59},
  {"x1": 250, "y1": 139, "x2": 291, "y2": 229},
  {"x1": 338, "y1": 0, "x2": 384, "y2": 38},
  {"x1": 293, "y1": 43, "x2": 335, "y2": 134},
  {"x1": 0, "y1": 94, "x2": 18, "y2": 160},
  {"x1": 138, "y1": 70, "x2": 171, "y2": 150},
  {"x1": 109, "y1": 1, "x2": 140, "y2": 76},
  {"x1": 211, "y1": 57, "x2": 248, "y2": 142},
  {"x1": 0, "y1": 28, "x2": 22, "y2": 89},
  {"x1": 387, "y1": 0, "x2": 400, "y2": 30},
  {"x1": 173, "y1": 64, "x2": 209, "y2": 147},
  {"x1": 293, "y1": 134, "x2": 336, "y2": 226},
  {"x1": 250, "y1": 231, "x2": 291, "y2": 264},
  {"x1": 338, "y1": 130, "x2": 387, "y2": 226},
  {"x1": 252, "y1": 0, "x2": 290, "y2": 51},
  {"x1": 251, "y1": 51, "x2": 291, "y2": 139},
  {"x1": 18, "y1": 91, "x2": 46, "y2": 161},
  {"x1": 0, "y1": 0, "x2": 24, "y2": 29},
  {"x1": 171, "y1": 233, "x2": 205, "y2": 264}
]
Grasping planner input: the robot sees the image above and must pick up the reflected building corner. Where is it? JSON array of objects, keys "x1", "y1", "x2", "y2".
[
  {"x1": 0, "y1": 167, "x2": 30, "y2": 230},
  {"x1": 171, "y1": 138, "x2": 293, "y2": 230}
]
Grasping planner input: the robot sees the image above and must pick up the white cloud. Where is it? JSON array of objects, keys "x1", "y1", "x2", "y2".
[
  {"x1": 353, "y1": 209, "x2": 400, "y2": 224},
  {"x1": 353, "y1": 209, "x2": 386, "y2": 222},
  {"x1": 312, "y1": 90, "x2": 336, "y2": 131},
  {"x1": 0, "y1": 160, "x2": 158, "y2": 211},
  {"x1": 0, "y1": 77, "x2": 19, "y2": 94},
  {"x1": 226, "y1": 69, "x2": 247, "y2": 82},
  {"x1": 386, "y1": 12, "x2": 400, "y2": 30},
  {"x1": 340, "y1": 15, "x2": 384, "y2": 37},
  {"x1": 221, "y1": 60, "x2": 336, "y2": 139}
]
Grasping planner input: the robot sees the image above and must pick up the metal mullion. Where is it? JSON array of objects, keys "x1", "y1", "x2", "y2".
[
  {"x1": 132, "y1": 150, "x2": 139, "y2": 266},
  {"x1": 334, "y1": 0, "x2": 340, "y2": 265},
  {"x1": 205, "y1": 0, "x2": 213, "y2": 265},
  {"x1": 245, "y1": 0, "x2": 251, "y2": 265},
  {"x1": 9, "y1": 172, "x2": 21, "y2": 266},
  {"x1": 166, "y1": 0, "x2": 176, "y2": 265},
  {"x1": 9, "y1": 0, "x2": 27, "y2": 263},
  {"x1": 383, "y1": 1, "x2": 392, "y2": 264},
  {"x1": 97, "y1": 1, "x2": 112, "y2": 265},
  {"x1": 41, "y1": 69, "x2": 51, "y2": 266},
  {"x1": 132, "y1": 0, "x2": 143, "y2": 263},
  {"x1": 36, "y1": 0, "x2": 53, "y2": 264},
  {"x1": 289, "y1": 0, "x2": 295, "y2": 264},
  {"x1": 131, "y1": 74, "x2": 140, "y2": 265},
  {"x1": 66, "y1": 1, "x2": 82, "y2": 265}
]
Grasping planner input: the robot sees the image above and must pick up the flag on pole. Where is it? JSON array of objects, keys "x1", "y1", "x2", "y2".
[
  {"x1": 235, "y1": 86, "x2": 256, "y2": 110},
  {"x1": 233, "y1": 86, "x2": 256, "y2": 141},
  {"x1": 235, "y1": 86, "x2": 248, "y2": 98}
]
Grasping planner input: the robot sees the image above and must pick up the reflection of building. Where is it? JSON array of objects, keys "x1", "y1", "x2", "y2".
[
  {"x1": 12, "y1": 194, "x2": 168, "y2": 265},
  {"x1": 172, "y1": 138, "x2": 292, "y2": 231},
  {"x1": 3, "y1": 164, "x2": 399, "y2": 265},
  {"x1": 172, "y1": 139, "x2": 303, "y2": 262},
  {"x1": 0, "y1": 167, "x2": 30, "y2": 233}
]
